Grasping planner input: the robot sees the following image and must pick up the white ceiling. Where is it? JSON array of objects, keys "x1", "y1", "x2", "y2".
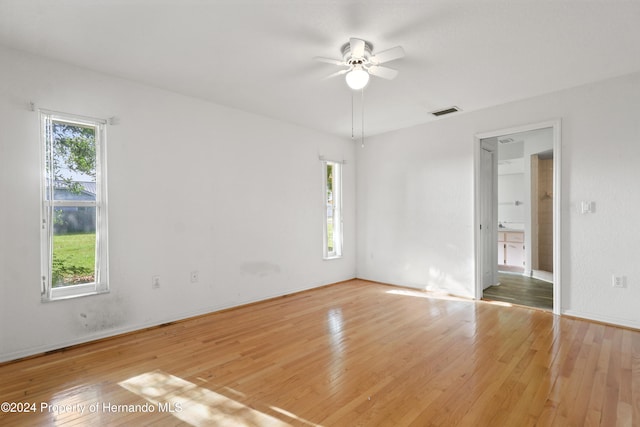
[{"x1": 2, "y1": 0, "x2": 640, "y2": 137}]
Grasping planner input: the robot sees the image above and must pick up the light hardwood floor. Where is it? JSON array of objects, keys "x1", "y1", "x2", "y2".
[{"x1": 1, "y1": 279, "x2": 638, "y2": 426}]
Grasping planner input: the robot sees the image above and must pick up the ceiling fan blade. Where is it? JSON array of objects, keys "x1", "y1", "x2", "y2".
[
  {"x1": 349, "y1": 37, "x2": 365, "y2": 58},
  {"x1": 323, "y1": 69, "x2": 350, "y2": 80},
  {"x1": 314, "y1": 56, "x2": 346, "y2": 66},
  {"x1": 368, "y1": 65, "x2": 398, "y2": 80},
  {"x1": 370, "y1": 46, "x2": 405, "y2": 65}
]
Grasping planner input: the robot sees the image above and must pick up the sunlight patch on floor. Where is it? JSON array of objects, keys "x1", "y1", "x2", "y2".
[
  {"x1": 482, "y1": 299, "x2": 514, "y2": 307},
  {"x1": 269, "y1": 405, "x2": 324, "y2": 427},
  {"x1": 119, "y1": 370, "x2": 290, "y2": 426},
  {"x1": 385, "y1": 288, "x2": 472, "y2": 302}
]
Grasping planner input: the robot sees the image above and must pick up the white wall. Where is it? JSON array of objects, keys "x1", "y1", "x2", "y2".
[
  {"x1": 356, "y1": 71, "x2": 640, "y2": 329},
  {"x1": 0, "y1": 46, "x2": 356, "y2": 362}
]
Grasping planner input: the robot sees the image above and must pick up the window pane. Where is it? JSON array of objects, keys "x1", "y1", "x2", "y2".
[
  {"x1": 327, "y1": 218, "x2": 334, "y2": 253},
  {"x1": 326, "y1": 164, "x2": 334, "y2": 253},
  {"x1": 52, "y1": 206, "x2": 96, "y2": 287},
  {"x1": 48, "y1": 121, "x2": 97, "y2": 201}
]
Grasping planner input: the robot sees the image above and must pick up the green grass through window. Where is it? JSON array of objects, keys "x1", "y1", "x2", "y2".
[{"x1": 52, "y1": 233, "x2": 96, "y2": 286}]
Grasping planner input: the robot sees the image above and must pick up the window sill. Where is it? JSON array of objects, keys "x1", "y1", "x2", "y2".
[{"x1": 42, "y1": 283, "x2": 109, "y2": 302}]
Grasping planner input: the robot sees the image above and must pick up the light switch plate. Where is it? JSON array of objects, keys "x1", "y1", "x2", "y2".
[{"x1": 581, "y1": 201, "x2": 594, "y2": 214}]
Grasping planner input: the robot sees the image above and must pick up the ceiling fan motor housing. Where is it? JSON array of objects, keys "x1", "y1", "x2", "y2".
[{"x1": 341, "y1": 40, "x2": 373, "y2": 63}]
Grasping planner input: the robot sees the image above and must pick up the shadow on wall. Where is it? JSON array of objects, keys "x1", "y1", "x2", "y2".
[
  {"x1": 397, "y1": 248, "x2": 473, "y2": 298},
  {"x1": 424, "y1": 265, "x2": 472, "y2": 298}
]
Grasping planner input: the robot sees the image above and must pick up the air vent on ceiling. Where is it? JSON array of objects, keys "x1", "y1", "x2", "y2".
[
  {"x1": 430, "y1": 106, "x2": 460, "y2": 117},
  {"x1": 498, "y1": 137, "x2": 525, "y2": 145}
]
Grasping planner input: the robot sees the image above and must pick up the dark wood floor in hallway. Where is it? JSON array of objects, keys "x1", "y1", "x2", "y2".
[
  {"x1": 483, "y1": 272, "x2": 553, "y2": 310},
  {"x1": 1, "y1": 279, "x2": 637, "y2": 426}
]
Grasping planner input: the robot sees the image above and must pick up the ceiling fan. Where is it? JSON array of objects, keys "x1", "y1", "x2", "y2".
[{"x1": 315, "y1": 37, "x2": 405, "y2": 90}]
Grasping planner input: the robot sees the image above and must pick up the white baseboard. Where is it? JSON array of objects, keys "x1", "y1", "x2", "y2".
[
  {"x1": 532, "y1": 269, "x2": 553, "y2": 283},
  {"x1": 562, "y1": 309, "x2": 639, "y2": 330}
]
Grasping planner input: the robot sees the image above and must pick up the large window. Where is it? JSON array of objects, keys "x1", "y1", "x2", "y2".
[
  {"x1": 323, "y1": 160, "x2": 342, "y2": 259},
  {"x1": 40, "y1": 111, "x2": 108, "y2": 301}
]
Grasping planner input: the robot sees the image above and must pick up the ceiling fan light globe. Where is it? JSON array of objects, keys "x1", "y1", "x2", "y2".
[{"x1": 345, "y1": 68, "x2": 369, "y2": 90}]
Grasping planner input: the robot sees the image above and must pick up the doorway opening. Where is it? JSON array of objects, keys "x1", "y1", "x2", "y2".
[{"x1": 474, "y1": 121, "x2": 561, "y2": 314}]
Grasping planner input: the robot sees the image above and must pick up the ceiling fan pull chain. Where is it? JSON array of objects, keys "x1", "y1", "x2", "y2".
[
  {"x1": 361, "y1": 88, "x2": 365, "y2": 148},
  {"x1": 351, "y1": 91, "x2": 354, "y2": 139}
]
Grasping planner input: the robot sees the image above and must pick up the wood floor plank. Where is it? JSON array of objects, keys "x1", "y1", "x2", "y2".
[
  {"x1": 633, "y1": 333, "x2": 640, "y2": 426},
  {"x1": 0, "y1": 279, "x2": 638, "y2": 426}
]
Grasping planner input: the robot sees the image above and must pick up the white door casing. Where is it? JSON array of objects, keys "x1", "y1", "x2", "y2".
[
  {"x1": 480, "y1": 147, "x2": 497, "y2": 289},
  {"x1": 474, "y1": 119, "x2": 562, "y2": 315}
]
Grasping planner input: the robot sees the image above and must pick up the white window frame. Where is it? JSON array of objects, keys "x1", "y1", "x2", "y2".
[
  {"x1": 40, "y1": 110, "x2": 109, "y2": 301},
  {"x1": 322, "y1": 160, "x2": 343, "y2": 259}
]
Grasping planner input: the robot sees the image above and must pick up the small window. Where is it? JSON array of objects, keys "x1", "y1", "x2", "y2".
[
  {"x1": 40, "y1": 111, "x2": 108, "y2": 301},
  {"x1": 322, "y1": 160, "x2": 343, "y2": 259}
]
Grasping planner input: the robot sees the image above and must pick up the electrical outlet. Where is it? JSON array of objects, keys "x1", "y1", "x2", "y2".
[
  {"x1": 190, "y1": 271, "x2": 199, "y2": 283},
  {"x1": 152, "y1": 275, "x2": 160, "y2": 289},
  {"x1": 612, "y1": 275, "x2": 626, "y2": 288}
]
